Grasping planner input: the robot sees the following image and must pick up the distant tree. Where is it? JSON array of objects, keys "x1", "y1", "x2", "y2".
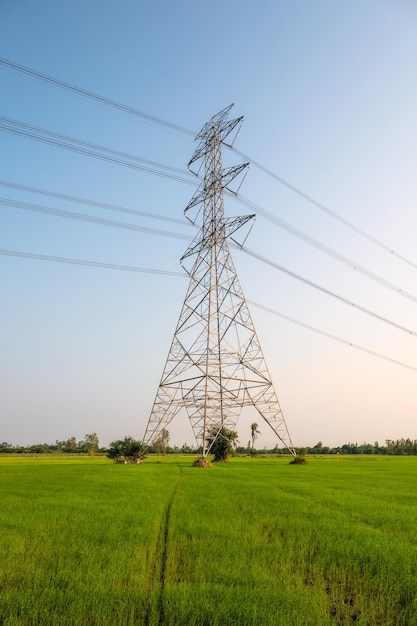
[
  {"x1": 107, "y1": 436, "x2": 144, "y2": 463},
  {"x1": 207, "y1": 426, "x2": 238, "y2": 462},
  {"x1": 311, "y1": 441, "x2": 330, "y2": 455},
  {"x1": 179, "y1": 443, "x2": 199, "y2": 454},
  {"x1": 67, "y1": 436, "x2": 77, "y2": 451},
  {"x1": 250, "y1": 423, "x2": 260, "y2": 451},
  {"x1": 82, "y1": 433, "x2": 99, "y2": 456},
  {"x1": 56, "y1": 437, "x2": 78, "y2": 453},
  {"x1": 153, "y1": 429, "x2": 170, "y2": 455},
  {"x1": 29, "y1": 443, "x2": 51, "y2": 454}
]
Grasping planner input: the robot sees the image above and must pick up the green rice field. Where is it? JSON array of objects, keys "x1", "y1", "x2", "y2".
[{"x1": 1, "y1": 454, "x2": 416, "y2": 625}]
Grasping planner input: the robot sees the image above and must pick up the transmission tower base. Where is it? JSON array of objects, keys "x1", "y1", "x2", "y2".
[{"x1": 193, "y1": 457, "x2": 213, "y2": 468}]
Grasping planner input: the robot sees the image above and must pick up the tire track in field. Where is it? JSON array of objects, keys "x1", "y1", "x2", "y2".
[{"x1": 144, "y1": 464, "x2": 184, "y2": 626}]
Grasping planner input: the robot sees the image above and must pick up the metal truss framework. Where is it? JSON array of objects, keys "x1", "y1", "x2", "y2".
[{"x1": 143, "y1": 105, "x2": 296, "y2": 457}]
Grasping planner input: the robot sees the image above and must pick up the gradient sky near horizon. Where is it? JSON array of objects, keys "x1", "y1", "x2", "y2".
[{"x1": 1, "y1": 0, "x2": 417, "y2": 449}]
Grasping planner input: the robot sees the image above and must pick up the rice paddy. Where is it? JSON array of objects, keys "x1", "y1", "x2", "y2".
[{"x1": 1, "y1": 455, "x2": 416, "y2": 625}]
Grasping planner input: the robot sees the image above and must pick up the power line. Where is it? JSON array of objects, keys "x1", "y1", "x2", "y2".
[
  {"x1": 3, "y1": 195, "x2": 416, "y2": 339},
  {"x1": 0, "y1": 57, "x2": 196, "y2": 136},
  {"x1": 0, "y1": 179, "x2": 190, "y2": 226},
  {"x1": 2, "y1": 56, "x2": 416, "y2": 339},
  {"x1": 248, "y1": 300, "x2": 417, "y2": 373},
  {"x1": 5, "y1": 114, "x2": 415, "y2": 305},
  {"x1": 0, "y1": 248, "x2": 186, "y2": 276},
  {"x1": 0, "y1": 117, "x2": 198, "y2": 185},
  {"x1": 232, "y1": 192, "x2": 417, "y2": 305},
  {"x1": 2, "y1": 246, "x2": 415, "y2": 373},
  {"x1": 230, "y1": 145, "x2": 417, "y2": 272},
  {"x1": 0, "y1": 116, "x2": 195, "y2": 179},
  {"x1": 4, "y1": 55, "x2": 416, "y2": 278},
  {"x1": 238, "y1": 246, "x2": 417, "y2": 339},
  {"x1": 3, "y1": 115, "x2": 415, "y2": 303},
  {"x1": 4, "y1": 109, "x2": 417, "y2": 302},
  {"x1": 0, "y1": 197, "x2": 193, "y2": 241}
]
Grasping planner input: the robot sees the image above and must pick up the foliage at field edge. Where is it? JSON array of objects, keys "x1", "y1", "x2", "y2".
[{"x1": 2, "y1": 436, "x2": 417, "y2": 456}]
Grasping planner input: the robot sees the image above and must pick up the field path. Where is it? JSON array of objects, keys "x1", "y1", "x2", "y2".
[{"x1": 144, "y1": 463, "x2": 184, "y2": 626}]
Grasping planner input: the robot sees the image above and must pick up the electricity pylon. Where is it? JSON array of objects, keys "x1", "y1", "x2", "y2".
[{"x1": 143, "y1": 105, "x2": 295, "y2": 457}]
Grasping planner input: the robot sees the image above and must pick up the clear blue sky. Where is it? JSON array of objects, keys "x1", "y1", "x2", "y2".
[{"x1": 1, "y1": 0, "x2": 417, "y2": 448}]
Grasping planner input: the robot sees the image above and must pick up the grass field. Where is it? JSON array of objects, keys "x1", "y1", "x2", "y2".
[{"x1": 0, "y1": 454, "x2": 416, "y2": 625}]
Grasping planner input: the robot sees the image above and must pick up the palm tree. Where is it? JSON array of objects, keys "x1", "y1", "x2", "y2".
[{"x1": 250, "y1": 422, "x2": 260, "y2": 451}]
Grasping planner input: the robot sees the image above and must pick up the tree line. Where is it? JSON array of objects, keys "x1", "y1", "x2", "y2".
[
  {"x1": 0, "y1": 433, "x2": 100, "y2": 455},
  {"x1": 292, "y1": 439, "x2": 417, "y2": 456},
  {"x1": 1, "y1": 435, "x2": 417, "y2": 457}
]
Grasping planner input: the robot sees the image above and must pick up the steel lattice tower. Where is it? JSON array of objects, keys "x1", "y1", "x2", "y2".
[{"x1": 143, "y1": 105, "x2": 295, "y2": 457}]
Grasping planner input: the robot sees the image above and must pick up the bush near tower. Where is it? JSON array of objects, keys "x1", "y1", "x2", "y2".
[{"x1": 207, "y1": 426, "x2": 238, "y2": 462}]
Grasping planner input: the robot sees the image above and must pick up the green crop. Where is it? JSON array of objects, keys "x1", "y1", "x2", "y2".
[{"x1": 0, "y1": 455, "x2": 416, "y2": 625}]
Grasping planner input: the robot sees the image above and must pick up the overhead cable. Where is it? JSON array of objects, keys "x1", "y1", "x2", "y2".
[
  {"x1": 5, "y1": 113, "x2": 415, "y2": 304},
  {"x1": 230, "y1": 145, "x2": 417, "y2": 272},
  {"x1": 0, "y1": 57, "x2": 196, "y2": 136},
  {"x1": 0, "y1": 116, "x2": 195, "y2": 178},
  {"x1": 238, "y1": 245, "x2": 417, "y2": 339},
  {"x1": 0, "y1": 197, "x2": 193, "y2": 241},
  {"x1": 3, "y1": 195, "x2": 416, "y2": 339},
  {"x1": 0, "y1": 179, "x2": 190, "y2": 226},
  {"x1": 0, "y1": 117, "x2": 197, "y2": 185},
  {"x1": 2, "y1": 177, "x2": 414, "y2": 309},
  {"x1": 248, "y1": 300, "x2": 417, "y2": 373},
  {"x1": 0, "y1": 248, "x2": 185, "y2": 276},
  {"x1": 2, "y1": 247, "x2": 416, "y2": 373},
  {"x1": 3, "y1": 56, "x2": 415, "y2": 275},
  {"x1": 6, "y1": 114, "x2": 416, "y2": 303},
  {"x1": 231, "y1": 192, "x2": 417, "y2": 305},
  {"x1": 5, "y1": 177, "x2": 415, "y2": 306}
]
